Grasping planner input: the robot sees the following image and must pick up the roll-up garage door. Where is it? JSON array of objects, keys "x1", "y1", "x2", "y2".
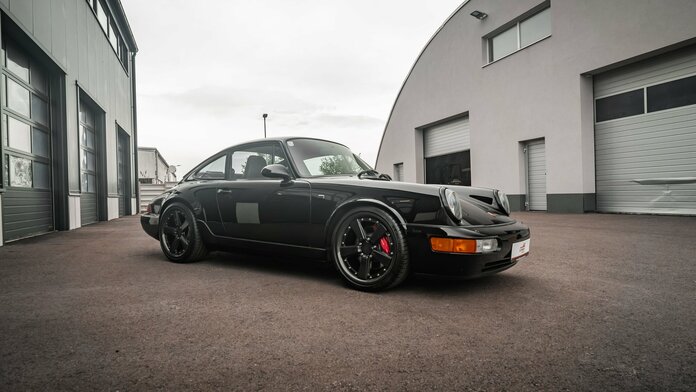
[
  {"x1": 423, "y1": 116, "x2": 470, "y2": 158},
  {"x1": 1, "y1": 40, "x2": 54, "y2": 242},
  {"x1": 526, "y1": 140, "x2": 547, "y2": 211},
  {"x1": 594, "y1": 46, "x2": 696, "y2": 215},
  {"x1": 79, "y1": 100, "x2": 100, "y2": 225}
]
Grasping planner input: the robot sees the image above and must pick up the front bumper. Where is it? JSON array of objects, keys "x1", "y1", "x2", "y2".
[
  {"x1": 140, "y1": 213, "x2": 160, "y2": 240},
  {"x1": 406, "y1": 221, "x2": 530, "y2": 278}
]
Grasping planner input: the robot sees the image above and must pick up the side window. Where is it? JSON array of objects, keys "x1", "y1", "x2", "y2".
[
  {"x1": 192, "y1": 155, "x2": 227, "y2": 180},
  {"x1": 230, "y1": 144, "x2": 289, "y2": 180}
]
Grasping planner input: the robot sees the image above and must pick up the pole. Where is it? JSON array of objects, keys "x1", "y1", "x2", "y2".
[{"x1": 262, "y1": 113, "x2": 268, "y2": 138}]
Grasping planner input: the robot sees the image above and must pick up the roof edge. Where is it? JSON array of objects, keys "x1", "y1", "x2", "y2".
[
  {"x1": 374, "y1": 0, "x2": 471, "y2": 167},
  {"x1": 112, "y1": 0, "x2": 138, "y2": 52}
]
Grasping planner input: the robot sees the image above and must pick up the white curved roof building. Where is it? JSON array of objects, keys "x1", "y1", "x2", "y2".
[{"x1": 375, "y1": 0, "x2": 696, "y2": 214}]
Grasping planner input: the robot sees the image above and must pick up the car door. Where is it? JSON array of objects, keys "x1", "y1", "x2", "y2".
[
  {"x1": 186, "y1": 153, "x2": 229, "y2": 236},
  {"x1": 215, "y1": 142, "x2": 311, "y2": 247}
]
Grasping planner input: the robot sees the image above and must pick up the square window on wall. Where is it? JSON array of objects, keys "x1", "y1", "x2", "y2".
[
  {"x1": 33, "y1": 161, "x2": 50, "y2": 189},
  {"x1": 7, "y1": 116, "x2": 31, "y2": 153},
  {"x1": 9, "y1": 155, "x2": 32, "y2": 187}
]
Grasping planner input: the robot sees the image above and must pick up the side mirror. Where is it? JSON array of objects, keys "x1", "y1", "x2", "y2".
[{"x1": 261, "y1": 164, "x2": 292, "y2": 183}]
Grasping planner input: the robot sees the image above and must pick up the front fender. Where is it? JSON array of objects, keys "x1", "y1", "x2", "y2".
[{"x1": 323, "y1": 198, "x2": 407, "y2": 247}]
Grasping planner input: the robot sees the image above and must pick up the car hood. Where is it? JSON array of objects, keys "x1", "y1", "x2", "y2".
[{"x1": 305, "y1": 177, "x2": 514, "y2": 226}]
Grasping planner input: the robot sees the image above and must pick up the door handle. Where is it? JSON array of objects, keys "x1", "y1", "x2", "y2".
[{"x1": 217, "y1": 189, "x2": 233, "y2": 194}]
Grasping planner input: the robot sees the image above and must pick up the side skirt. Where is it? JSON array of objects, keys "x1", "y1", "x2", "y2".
[{"x1": 197, "y1": 220, "x2": 328, "y2": 260}]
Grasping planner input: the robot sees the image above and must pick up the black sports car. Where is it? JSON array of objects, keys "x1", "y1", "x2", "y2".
[{"x1": 141, "y1": 137, "x2": 530, "y2": 291}]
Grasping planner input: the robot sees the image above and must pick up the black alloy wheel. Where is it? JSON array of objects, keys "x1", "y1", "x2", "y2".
[
  {"x1": 332, "y1": 206, "x2": 409, "y2": 291},
  {"x1": 159, "y1": 202, "x2": 208, "y2": 263}
]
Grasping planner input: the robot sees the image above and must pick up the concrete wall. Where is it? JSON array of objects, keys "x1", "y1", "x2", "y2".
[
  {"x1": 0, "y1": 0, "x2": 135, "y2": 218},
  {"x1": 375, "y1": 0, "x2": 696, "y2": 211}
]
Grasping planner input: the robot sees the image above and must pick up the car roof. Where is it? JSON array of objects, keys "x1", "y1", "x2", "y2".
[{"x1": 225, "y1": 136, "x2": 350, "y2": 149}]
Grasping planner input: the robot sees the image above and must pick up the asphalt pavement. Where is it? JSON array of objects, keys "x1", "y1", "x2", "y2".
[{"x1": 0, "y1": 212, "x2": 694, "y2": 391}]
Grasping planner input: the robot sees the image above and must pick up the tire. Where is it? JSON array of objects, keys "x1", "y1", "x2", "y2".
[
  {"x1": 330, "y1": 206, "x2": 410, "y2": 291},
  {"x1": 159, "y1": 202, "x2": 208, "y2": 263}
]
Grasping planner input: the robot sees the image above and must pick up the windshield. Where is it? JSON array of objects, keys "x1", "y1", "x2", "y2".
[{"x1": 286, "y1": 138, "x2": 371, "y2": 177}]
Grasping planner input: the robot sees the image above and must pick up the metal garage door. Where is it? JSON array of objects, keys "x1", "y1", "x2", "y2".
[
  {"x1": 594, "y1": 46, "x2": 696, "y2": 215},
  {"x1": 423, "y1": 116, "x2": 470, "y2": 158},
  {"x1": 1, "y1": 40, "x2": 54, "y2": 242},
  {"x1": 526, "y1": 140, "x2": 547, "y2": 211},
  {"x1": 79, "y1": 101, "x2": 99, "y2": 225}
]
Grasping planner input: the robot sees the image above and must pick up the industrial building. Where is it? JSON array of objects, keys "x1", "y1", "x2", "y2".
[
  {"x1": 137, "y1": 147, "x2": 176, "y2": 184},
  {"x1": 376, "y1": 0, "x2": 696, "y2": 214},
  {"x1": 0, "y1": 0, "x2": 138, "y2": 245}
]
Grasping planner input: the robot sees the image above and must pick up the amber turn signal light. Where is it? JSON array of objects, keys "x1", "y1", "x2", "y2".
[{"x1": 429, "y1": 237, "x2": 478, "y2": 254}]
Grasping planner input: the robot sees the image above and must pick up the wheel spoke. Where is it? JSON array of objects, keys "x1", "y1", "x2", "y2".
[
  {"x1": 179, "y1": 220, "x2": 189, "y2": 231},
  {"x1": 173, "y1": 211, "x2": 181, "y2": 226},
  {"x1": 340, "y1": 245, "x2": 359, "y2": 258},
  {"x1": 357, "y1": 257, "x2": 372, "y2": 280},
  {"x1": 179, "y1": 236, "x2": 189, "y2": 249},
  {"x1": 373, "y1": 250, "x2": 392, "y2": 266},
  {"x1": 369, "y1": 224, "x2": 387, "y2": 244},
  {"x1": 351, "y1": 219, "x2": 367, "y2": 240},
  {"x1": 171, "y1": 238, "x2": 182, "y2": 253},
  {"x1": 162, "y1": 226, "x2": 176, "y2": 236}
]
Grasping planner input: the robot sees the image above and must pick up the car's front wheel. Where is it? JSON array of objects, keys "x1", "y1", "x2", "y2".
[
  {"x1": 331, "y1": 206, "x2": 410, "y2": 291},
  {"x1": 159, "y1": 202, "x2": 208, "y2": 263}
]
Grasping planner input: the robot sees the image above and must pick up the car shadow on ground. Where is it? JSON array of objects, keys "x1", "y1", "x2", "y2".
[{"x1": 188, "y1": 250, "x2": 534, "y2": 296}]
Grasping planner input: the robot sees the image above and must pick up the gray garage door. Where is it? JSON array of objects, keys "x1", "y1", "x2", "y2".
[
  {"x1": 594, "y1": 46, "x2": 696, "y2": 215},
  {"x1": 1, "y1": 40, "x2": 54, "y2": 242},
  {"x1": 423, "y1": 116, "x2": 470, "y2": 158},
  {"x1": 526, "y1": 140, "x2": 547, "y2": 211},
  {"x1": 79, "y1": 100, "x2": 99, "y2": 225}
]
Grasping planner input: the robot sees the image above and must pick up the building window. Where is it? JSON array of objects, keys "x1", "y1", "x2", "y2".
[
  {"x1": 393, "y1": 163, "x2": 403, "y2": 181},
  {"x1": 647, "y1": 74, "x2": 696, "y2": 113},
  {"x1": 595, "y1": 89, "x2": 645, "y2": 122},
  {"x1": 85, "y1": 0, "x2": 129, "y2": 72},
  {"x1": 595, "y1": 74, "x2": 696, "y2": 122},
  {"x1": 487, "y1": 7, "x2": 551, "y2": 63}
]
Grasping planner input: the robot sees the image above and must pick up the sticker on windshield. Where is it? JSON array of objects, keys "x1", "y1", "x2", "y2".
[{"x1": 287, "y1": 141, "x2": 294, "y2": 146}]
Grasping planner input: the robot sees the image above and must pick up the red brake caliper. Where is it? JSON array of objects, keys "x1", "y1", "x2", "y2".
[{"x1": 379, "y1": 237, "x2": 391, "y2": 254}]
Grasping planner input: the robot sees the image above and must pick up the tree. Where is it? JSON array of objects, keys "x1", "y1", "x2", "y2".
[{"x1": 319, "y1": 155, "x2": 355, "y2": 175}]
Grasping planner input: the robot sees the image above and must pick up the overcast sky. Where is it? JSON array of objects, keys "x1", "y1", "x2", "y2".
[{"x1": 121, "y1": 0, "x2": 463, "y2": 176}]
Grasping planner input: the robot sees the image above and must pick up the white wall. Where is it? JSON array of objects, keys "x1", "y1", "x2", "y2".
[{"x1": 376, "y1": 0, "x2": 696, "y2": 198}]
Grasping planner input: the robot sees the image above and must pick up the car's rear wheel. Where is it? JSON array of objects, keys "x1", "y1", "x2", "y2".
[
  {"x1": 159, "y1": 202, "x2": 208, "y2": 263},
  {"x1": 331, "y1": 206, "x2": 409, "y2": 291}
]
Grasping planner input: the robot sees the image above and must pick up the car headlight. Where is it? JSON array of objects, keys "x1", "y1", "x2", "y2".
[
  {"x1": 496, "y1": 190, "x2": 510, "y2": 216},
  {"x1": 443, "y1": 188, "x2": 463, "y2": 221}
]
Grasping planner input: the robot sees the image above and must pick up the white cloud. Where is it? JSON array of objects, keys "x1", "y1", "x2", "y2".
[{"x1": 123, "y1": 0, "x2": 463, "y2": 174}]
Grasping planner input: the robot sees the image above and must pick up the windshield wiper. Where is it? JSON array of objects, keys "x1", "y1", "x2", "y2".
[{"x1": 358, "y1": 170, "x2": 391, "y2": 181}]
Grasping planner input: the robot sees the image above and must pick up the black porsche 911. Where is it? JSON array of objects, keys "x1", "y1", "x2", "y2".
[{"x1": 141, "y1": 137, "x2": 530, "y2": 291}]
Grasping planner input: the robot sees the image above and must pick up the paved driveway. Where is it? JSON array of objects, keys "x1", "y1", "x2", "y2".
[{"x1": 0, "y1": 213, "x2": 694, "y2": 391}]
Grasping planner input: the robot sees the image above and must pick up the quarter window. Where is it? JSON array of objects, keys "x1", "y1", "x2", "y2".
[
  {"x1": 488, "y1": 6, "x2": 551, "y2": 63},
  {"x1": 193, "y1": 155, "x2": 227, "y2": 180}
]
